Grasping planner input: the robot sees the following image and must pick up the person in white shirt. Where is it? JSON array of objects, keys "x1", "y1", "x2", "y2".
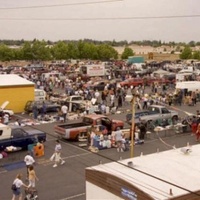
[
  {"x1": 24, "y1": 152, "x2": 35, "y2": 179},
  {"x1": 115, "y1": 127, "x2": 124, "y2": 152},
  {"x1": 61, "y1": 104, "x2": 68, "y2": 122},
  {"x1": 53, "y1": 140, "x2": 65, "y2": 167},
  {"x1": 94, "y1": 90, "x2": 100, "y2": 103},
  {"x1": 11, "y1": 173, "x2": 28, "y2": 200}
]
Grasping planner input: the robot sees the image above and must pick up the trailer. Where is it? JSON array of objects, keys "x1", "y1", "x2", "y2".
[
  {"x1": 176, "y1": 81, "x2": 200, "y2": 92},
  {"x1": 86, "y1": 144, "x2": 200, "y2": 200},
  {"x1": 80, "y1": 65, "x2": 105, "y2": 77}
]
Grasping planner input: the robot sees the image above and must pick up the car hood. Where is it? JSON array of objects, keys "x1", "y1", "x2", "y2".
[{"x1": 24, "y1": 128, "x2": 46, "y2": 136}]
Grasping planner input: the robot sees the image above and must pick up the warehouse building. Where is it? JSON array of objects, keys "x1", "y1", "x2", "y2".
[
  {"x1": 86, "y1": 144, "x2": 200, "y2": 200},
  {"x1": 0, "y1": 74, "x2": 35, "y2": 113}
]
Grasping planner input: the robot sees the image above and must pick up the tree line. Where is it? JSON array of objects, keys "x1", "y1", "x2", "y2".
[
  {"x1": 1, "y1": 39, "x2": 200, "y2": 47},
  {"x1": 0, "y1": 39, "x2": 199, "y2": 61},
  {"x1": 0, "y1": 40, "x2": 121, "y2": 61}
]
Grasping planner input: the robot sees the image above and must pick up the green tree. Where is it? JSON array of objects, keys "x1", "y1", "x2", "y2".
[
  {"x1": 81, "y1": 42, "x2": 98, "y2": 60},
  {"x1": 180, "y1": 46, "x2": 192, "y2": 59},
  {"x1": 14, "y1": 48, "x2": 24, "y2": 60},
  {"x1": 77, "y1": 41, "x2": 100, "y2": 59},
  {"x1": 97, "y1": 44, "x2": 118, "y2": 60},
  {"x1": 121, "y1": 47, "x2": 134, "y2": 59},
  {"x1": 51, "y1": 41, "x2": 69, "y2": 60},
  {"x1": 67, "y1": 42, "x2": 79, "y2": 59},
  {"x1": 21, "y1": 41, "x2": 34, "y2": 60},
  {"x1": 31, "y1": 40, "x2": 51, "y2": 60},
  {"x1": 193, "y1": 51, "x2": 200, "y2": 60},
  {"x1": 0, "y1": 44, "x2": 15, "y2": 61},
  {"x1": 188, "y1": 41, "x2": 196, "y2": 47}
]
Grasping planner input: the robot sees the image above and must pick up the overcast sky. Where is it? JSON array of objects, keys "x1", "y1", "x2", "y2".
[{"x1": 0, "y1": 0, "x2": 199, "y2": 43}]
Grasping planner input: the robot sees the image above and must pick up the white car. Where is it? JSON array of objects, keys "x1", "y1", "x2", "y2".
[{"x1": 0, "y1": 101, "x2": 14, "y2": 118}]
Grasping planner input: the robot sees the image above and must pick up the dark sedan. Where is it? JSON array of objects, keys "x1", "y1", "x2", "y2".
[{"x1": 24, "y1": 101, "x2": 61, "y2": 114}]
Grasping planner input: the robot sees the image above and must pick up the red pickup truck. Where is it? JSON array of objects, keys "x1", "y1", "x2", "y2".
[{"x1": 54, "y1": 114, "x2": 124, "y2": 140}]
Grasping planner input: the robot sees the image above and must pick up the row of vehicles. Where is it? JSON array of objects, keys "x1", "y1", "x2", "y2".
[
  {"x1": 0, "y1": 104, "x2": 180, "y2": 151},
  {"x1": 120, "y1": 77, "x2": 175, "y2": 88}
]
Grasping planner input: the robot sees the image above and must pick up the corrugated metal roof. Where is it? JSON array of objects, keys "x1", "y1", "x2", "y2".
[{"x1": 0, "y1": 74, "x2": 34, "y2": 86}]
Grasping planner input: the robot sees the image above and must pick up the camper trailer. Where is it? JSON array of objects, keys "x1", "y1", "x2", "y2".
[{"x1": 176, "y1": 81, "x2": 200, "y2": 92}]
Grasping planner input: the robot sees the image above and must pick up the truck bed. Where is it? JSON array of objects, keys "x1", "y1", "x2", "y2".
[{"x1": 57, "y1": 122, "x2": 91, "y2": 129}]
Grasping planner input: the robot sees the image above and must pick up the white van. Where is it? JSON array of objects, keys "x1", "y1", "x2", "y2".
[{"x1": 34, "y1": 89, "x2": 46, "y2": 101}]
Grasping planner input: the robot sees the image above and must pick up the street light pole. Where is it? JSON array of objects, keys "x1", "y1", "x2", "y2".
[{"x1": 130, "y1": 93, "x2": 136, "y2": 158}]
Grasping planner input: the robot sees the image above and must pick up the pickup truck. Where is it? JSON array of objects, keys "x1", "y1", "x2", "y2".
[
  {"x1": 0, "y1": 123, "x2": 46, "y2": 151},
  {"x1": 64, "y1": 95, "x2": 100, "y2": 114},
  {"x1": 64, "y1": 95, "x2": 86, "y2": 113},
  {"x1": 54, "y1": 114, "x2": 124, "y2": 140},
  {"x1": 127, "y1": 105, "x2": 179, "y2": 129}
]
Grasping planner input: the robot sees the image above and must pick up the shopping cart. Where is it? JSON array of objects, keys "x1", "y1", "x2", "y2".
[{"x1": 24, "y1": 188, "x2": 38, "y2": 200}]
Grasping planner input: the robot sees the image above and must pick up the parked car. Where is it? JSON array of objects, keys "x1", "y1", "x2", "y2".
[
  {"x1": 24, "y1": 101, "x2": 61, "y2": 114},
  {"x1": 120, "y1": 78, "x2": 144, "y2": 88},
  {"x1": 93, "y1": 81, "x2": 109, "y2": 91}
]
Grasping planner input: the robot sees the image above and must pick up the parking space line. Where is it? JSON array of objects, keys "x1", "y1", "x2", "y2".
[
  {"x1": 42, "y1": 152, "x2": 91, "y2": 166},
  {"x1": 58, "y1": 193, "x2": 85, "y2": 200},
  {"x1": 0, "y1": 170, "x2": 7, "y2": 174}
]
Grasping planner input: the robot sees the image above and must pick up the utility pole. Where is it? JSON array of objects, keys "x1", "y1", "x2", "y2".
[{"x1": 130, "y1": 93, "x2": 136, "y2": 158}]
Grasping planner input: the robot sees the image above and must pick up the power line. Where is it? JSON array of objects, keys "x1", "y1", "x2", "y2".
[
  {"x1": 0, "y1": 14, "x2": 200, "y2": 21},
  {"x1": 0, "y1": 0, "x2": 123, "y2": 10}
]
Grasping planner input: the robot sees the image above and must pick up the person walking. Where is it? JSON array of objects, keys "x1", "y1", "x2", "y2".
[
  {"x1": 32, "y1": 103, "x2": 38, "y2": 120},
  {"x1": 28, "y1": 165, "x2": 39, "y2": 190},
  {"x1": 24, "y1": 152, "x2": 35, "y2": 179},
  {"x1": 52, "y1": 140, "x2": 65, "y2": 168},
  {"x1": 61, "y1": 103, "x2": 68, "y2": 122},
  {"x1": 115, "y1": 127, "x2": 124, "y2": 152},
  {"x1": 11, "y1": 173, "x2": 29, "y2": 200}
]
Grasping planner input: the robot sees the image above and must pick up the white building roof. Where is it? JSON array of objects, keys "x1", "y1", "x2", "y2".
[
  {"x1": 87, "y1": 144, "x2": 200, "y2": 200},
  {"x1": 0, "y1": 74, "x2": 34, "y2": 87}
]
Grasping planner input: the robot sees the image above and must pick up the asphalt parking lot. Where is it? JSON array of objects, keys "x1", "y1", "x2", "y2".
[{"x1": 0, "y1": 99, "x2": 199, "y2": 200}]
